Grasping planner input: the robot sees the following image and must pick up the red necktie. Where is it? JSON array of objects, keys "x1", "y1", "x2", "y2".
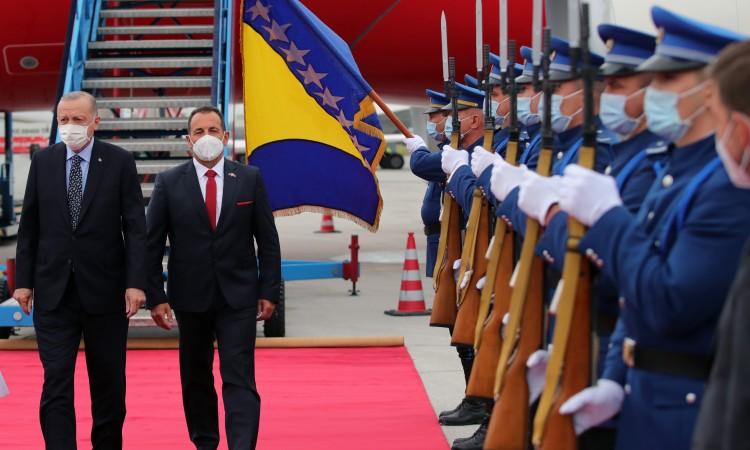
[{"x1": 205, "y1": 169, "x2": 217, "y2": 230}]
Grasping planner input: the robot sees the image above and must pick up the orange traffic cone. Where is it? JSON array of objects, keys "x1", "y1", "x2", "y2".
[
  {"x1": 385, "y1": 232, "x2": 431, "y2": 316},
  {"x1": 315, "y1": 211, "x2": 340, "y2": 233}
]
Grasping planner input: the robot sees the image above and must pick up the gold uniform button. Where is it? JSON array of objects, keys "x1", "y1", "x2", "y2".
[
  {"x1": 647, "y1": 211, "x2": 655, "y2": 221},
  {"x1": 686, "y1": 393, "x2": 697, "y2": 404},
  {"x1": 605, "y1": 165, "x2": 612, "y2": 175},
  {"x1": 662, "y1": 174, "x2": 674, "y2": 188},
  {"x1": 557, "y1": 151, "x2": 564, "y2": 160}
]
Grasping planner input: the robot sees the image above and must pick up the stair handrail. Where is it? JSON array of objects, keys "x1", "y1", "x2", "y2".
[
  {"x1": 212, "y1": 0, "x2": 233, "y2": 156},
  {"x1": 51, "y1": 0, "x2": 100, "y2": 144}
]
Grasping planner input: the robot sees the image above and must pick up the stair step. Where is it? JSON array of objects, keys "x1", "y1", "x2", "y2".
[
  {"x1": 83, "y1": 76, "x2": 211, "y2": 89},
  {"x1": 98, "y1": 25, "x2": 214, "y2": 35},
  {"x1": 96, "y1": 96, "x2": 211, "y2": 109},
  {"x1": 100, "y1": 8, "x2": 213, "y2": 18},
  {"x1": 98, "y1": 118, "x2": 187, "y2": 131},
  {"x1": 89, "y1": 39, "x2": 212, "y2": 50},
  {"x1": 136, "y1": 160, "x2": 187, "y2": 174},
  {"x1": 102, "y1": 138, "x2": 188, "y2": 153},
  {"x1": 86, "y1": 57, "x2": 212, "y2": 70}
]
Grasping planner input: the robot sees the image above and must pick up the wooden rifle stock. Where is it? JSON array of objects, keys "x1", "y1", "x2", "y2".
[
  {"x1": 484, "y1": 255, "x2": 544, "y2": 450},
  {"x1": 430, "y1": 60, "x2": 463, "y2": 329},
  {"x1": 466, "y1": 137, "x2": 521, "y2": 399},
  {"x1": 483, "y1": 147, "x2": 551, "y2": 450},
  {"x1": 450, "y1": 71, "x2": 497, "y2": 345},
  {"x1": 532, "y1": 143, "x2": 595, "y2": 449}
]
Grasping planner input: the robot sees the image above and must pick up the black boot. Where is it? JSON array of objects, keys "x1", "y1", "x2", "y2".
[
  {"x1": 439, "y1": 397, "x2": 488, "y2": 426},
  {"x1": 451, "y1": 421, "x2": 488, "y2": 450},
  {"x1": 439, "y1": 398, "x2": 467, "y2": 419}
]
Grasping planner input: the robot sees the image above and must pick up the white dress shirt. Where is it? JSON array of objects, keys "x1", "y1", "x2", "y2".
[{"x1": 192, "y1": 157, "x2": 224, "y2": 227}]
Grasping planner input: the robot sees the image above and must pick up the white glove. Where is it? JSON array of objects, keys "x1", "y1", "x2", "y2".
[
  {"x1": 471, "y1": 146, "x2": 498, "y2": 177},
  {"x1": 453, "y1": 259, "x2": 462, "y2": 282},
  {"x1": 490, "y1": 158, "x2": 527, "y2": 202},
  {"x1": 559, "y1": 165, "x2": 623, "y2": 226},
  {"x1": 476, "y1": 276, "x2": 487, "y2": 290},
  {"x1": 500, "y1": 312, "x2": 510, "y2": 338},
  {"x1": 559, "y1": 379, "x2": 625, "y2": 435},
  {"x1": 518, "y1": 172, "x2": 562, "y2": 225},
  {"x1": 441, "y1": 146, "x2": 470, "y2": 176},
  {"x1": 526, "y1": 349, "x2": 550, "y2": 405},
  {"x1": 0, "y1": 370, "x2": 8, "y2": 397},
  {"x1": 404, "y1": 135, "x2": 427, "y2": 155}
]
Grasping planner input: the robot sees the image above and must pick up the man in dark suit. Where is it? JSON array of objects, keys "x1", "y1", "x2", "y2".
[
  {"x1": 146, "y1": 106, "x2": 281, "y2": 450},
  {"x1": 693, "y1": 40, "x2": 750, "y2": 450},
  {"x1": 13, "y1": 91, "x2": 147, "y2": 449}
]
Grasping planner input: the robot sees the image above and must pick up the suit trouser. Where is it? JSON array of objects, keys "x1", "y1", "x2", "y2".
[
  {"x1": 175, "y1": 295, "x2": 260, "y2": 450},
  {"x1": 33, "y1": 276, "x2": 129, "y2": 450}
]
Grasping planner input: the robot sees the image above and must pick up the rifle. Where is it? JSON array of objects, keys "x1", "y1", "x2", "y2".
[
  {"x1": 466, "y1": 32, "x2": 520, "y2": 401},
  {"x1": 451, "y1": 0, "x2": 494, "y2": 346},
  {"x1": 533, "y1": 3, "x2": 595, "y2": 448},
  {"x1": 484, "y1": 25, "x2": 552, "y2": 450},
  {"x1": 430, "y1": 11, "x2": 463, "y2": 328}
]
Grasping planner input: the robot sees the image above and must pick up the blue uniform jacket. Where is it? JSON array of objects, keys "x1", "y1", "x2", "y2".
[{"x1": 581, "y1": 136, "x2": 750, "y2": 450}]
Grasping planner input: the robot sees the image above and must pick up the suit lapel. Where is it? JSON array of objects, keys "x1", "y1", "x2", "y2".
[
  {"x1": 77, "y1": 141, "x2": 107, "y2": 225},
  {"x1": 182, "y1": 162, "x2": 212, "y2": 230},
  {"x1": 216, "y1": 159, "x2": 239, "y2": 233},
  {"x1": 56, "y1": 144, "x2": 72, "y2": 227}
]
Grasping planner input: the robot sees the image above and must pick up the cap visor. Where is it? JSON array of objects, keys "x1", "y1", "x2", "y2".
[
  {"x1": 637, "y1": 54, "x2": 705, "y2": 73},
  {"x1": 599, "y1": 62, "x2": 638, "y2": 77}
]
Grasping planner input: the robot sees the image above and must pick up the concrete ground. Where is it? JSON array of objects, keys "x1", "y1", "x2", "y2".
[{"x1": 0, "y1": 156, "x2": 477, "y2": 445}]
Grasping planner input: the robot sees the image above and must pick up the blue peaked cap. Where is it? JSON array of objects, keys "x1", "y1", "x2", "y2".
[
  {"x1": 516, "y1": 46, "x2": 538, "y2": 84},
  {"x1": 598, "y1": 24, "x2": 656, "y2": 76},
  {"x1": 549, "y1": 35, "x2": 605, "y2": 81},
  {"x1": 425, "y1": 88, "x2": 448, "y2": 114},
  {"x1": 639, "y1": 6, "x2": 747, "y2": 72},
  {"x1": 440, "y1": 82, "x2": 485, "y2": 111}
]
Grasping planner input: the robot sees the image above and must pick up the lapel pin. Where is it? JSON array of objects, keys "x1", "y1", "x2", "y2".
[
  {"x1": 97, "y1": 157, "x2": 102, "y2": 162},
  {"x1": 228, "y1": 172, "x2": 236, "y2": 178}
]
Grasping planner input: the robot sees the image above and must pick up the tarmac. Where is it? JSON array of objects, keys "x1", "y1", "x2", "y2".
[{"x1": 0, "y1": 155, "x2": 477, "y2": 445}]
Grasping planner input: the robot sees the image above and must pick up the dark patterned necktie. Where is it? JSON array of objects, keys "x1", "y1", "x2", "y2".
[{"x1": 68, "y1": 154, "x2": 83, "y2": 230}]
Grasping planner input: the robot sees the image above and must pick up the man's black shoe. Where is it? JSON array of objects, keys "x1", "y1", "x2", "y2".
[
  {"x1": 439, "y1": 397, "x2": 487, "y2": 426},
  {"x1": 451, "y1": 421, "x2": 488, "y2": 449}
]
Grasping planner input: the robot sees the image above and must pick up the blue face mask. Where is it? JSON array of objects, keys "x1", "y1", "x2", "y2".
[
  {"x1": 426, "y1": 119, "x2": 446, "y2": 142},
  {"x1": 444, "y1": 115, "x2": 477, "y2": 140},
  {"x1": 645, "y1": 82, "x2": 707, "y2": 143},
  {"x1": 518, "y1": 94, "x2": 541, "y2": 126},
  {"x1": 540, "y1": 89, "x2": 582, "y2": 133},
  {"x1": 600, "y1": 89, "x2": 645, "y2": 137}
]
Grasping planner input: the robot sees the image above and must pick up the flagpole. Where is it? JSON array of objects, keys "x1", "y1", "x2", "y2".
[{"x1": 368, "y1": 90, "x2": 414, "y2": 138}]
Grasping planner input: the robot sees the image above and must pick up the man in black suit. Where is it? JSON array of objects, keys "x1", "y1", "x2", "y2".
[
  {"x1": 14, "y1": 91, "x2": 147, "y2": 449},
  {"x1": 146, "y1": 106, "x2": 281, "y2": 450}
]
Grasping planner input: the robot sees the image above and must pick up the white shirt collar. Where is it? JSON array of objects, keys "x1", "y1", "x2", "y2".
[
  {"x1": 192, "y1": 157, "x2": 225, "y2": 179},
  {"x1": 66, "y1": 137, "x2": 95, "y2": 162}
]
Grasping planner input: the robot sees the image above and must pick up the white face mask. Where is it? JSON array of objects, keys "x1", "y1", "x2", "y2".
[
  {"x1": 59, "y1": 122, "x2": 92, "y2": 150},
  {"x1": 716, "y1": 116, "x2": 750, "y2": 189},
  {"x1": 191, "y1": 135, "x2": 225, "y2": 162}
]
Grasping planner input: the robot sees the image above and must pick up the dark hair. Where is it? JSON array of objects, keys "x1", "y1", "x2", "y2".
[
  {"x1": 187, "y1": 106, "x2": 225, "y2": 132},
  {"x1": 710, "y1": 40, "x2": 750, "y2": 116}
]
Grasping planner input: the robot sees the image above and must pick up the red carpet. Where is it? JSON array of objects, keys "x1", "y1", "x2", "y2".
[{"x1": 0, "y1": 347, "x2": 448, "y2": 449}]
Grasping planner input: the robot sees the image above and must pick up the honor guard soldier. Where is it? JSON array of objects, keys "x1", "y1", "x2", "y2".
[
  {"x1": 552, "y1": 7, "x2": 750, "y2": 450},
  {"x1": 405, "y1": 82, "x2": 489, "y2": 427},
  {"x1": 412, "y1": 89, "x2": 450, "y2": 278}
]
